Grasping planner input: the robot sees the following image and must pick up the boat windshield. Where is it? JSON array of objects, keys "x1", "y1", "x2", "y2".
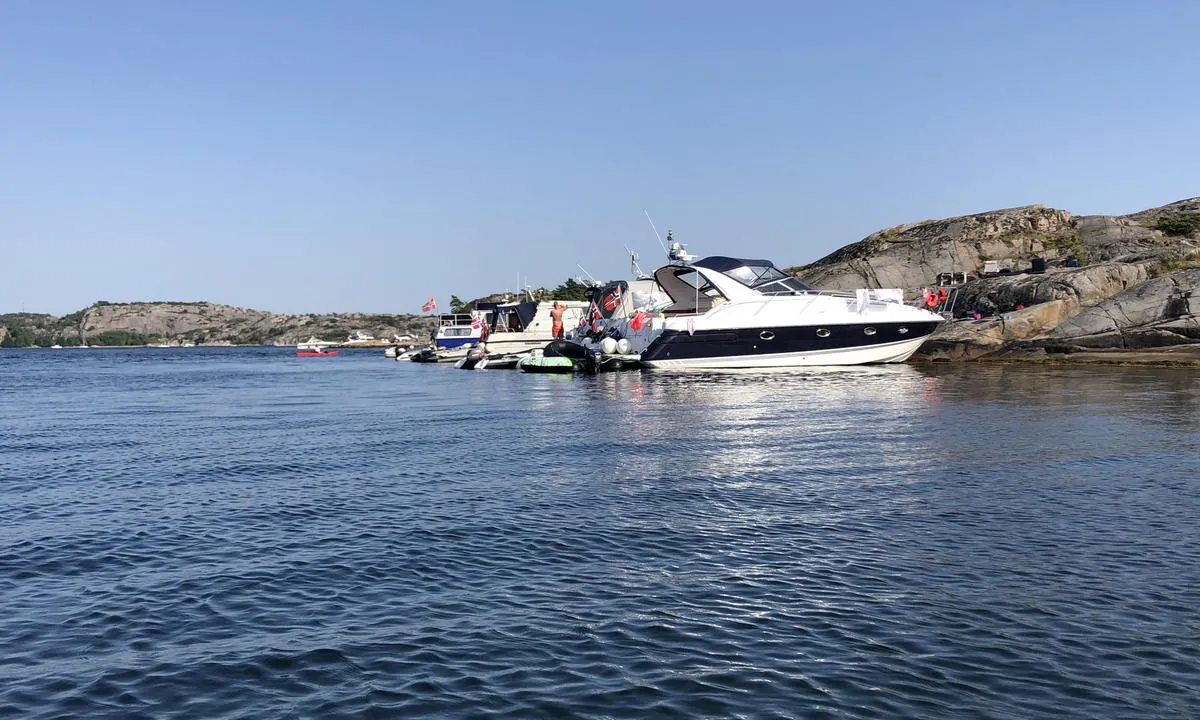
[
  {"x1": 674, "y1": 270, "x2": 725, "y2": 299},
  {"x1": 692, "y1": 257, "x2": 813, "y2": 295}
]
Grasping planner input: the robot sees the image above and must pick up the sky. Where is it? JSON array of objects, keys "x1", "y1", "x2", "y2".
[{"x1": 2, "y1": 0, "x2": 1198, "y2": 315}]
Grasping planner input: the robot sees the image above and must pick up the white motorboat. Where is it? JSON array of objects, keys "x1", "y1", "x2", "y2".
[
  {"x1": 575, "y1": 237, "x2": 942, "y2": 369},
  {"x1": 385, "y1": 345, "x2": 419, "y2": 359},
  {"x1": 297, "y1": 336, "x2": 337, "y2": 352},
  {"x1": 411, "y1": 345, "x2": 474, "y2": 363},
  {"x1": 475, "y1": 299, "x2": 591, "y2": 358},
  {"x1": 433, "y1": 312, "x2": 487, "y2": 350}
]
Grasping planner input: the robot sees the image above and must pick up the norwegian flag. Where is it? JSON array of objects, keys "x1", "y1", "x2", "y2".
[
  {"x1": 602, "y1": 287, "x2": 622, "y2": 312},
  {"x1": 470, "y1": 314, "x2": 484, "y2": 330},
  {"x1": 589, "y1": 306, "x2": 604, "y2": 333},
  {"x1": 421, "y1": 296, "x2": 437, "y2": 313}
]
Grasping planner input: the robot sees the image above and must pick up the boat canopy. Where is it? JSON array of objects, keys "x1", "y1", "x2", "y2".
[
  {"x1": 653, "y1": 265, "x2": 740, "y2": 313},
  {"x1": 488, "y1": 300, "x2": 539, "y2": 333},
  {"x1": 691, "y1": 256, "x2": 812, "y2": 295}
]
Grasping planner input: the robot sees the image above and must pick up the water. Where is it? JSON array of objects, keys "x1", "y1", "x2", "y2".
[{"x1": 1, "y1": 347, "x2": 1198, "y2": 719}]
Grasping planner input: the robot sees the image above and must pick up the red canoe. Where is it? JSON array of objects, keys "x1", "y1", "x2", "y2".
[{"x1": 295, "y1": 350, "x2": 338, "y2": 357}]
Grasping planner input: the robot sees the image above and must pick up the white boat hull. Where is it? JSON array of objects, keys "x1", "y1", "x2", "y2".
[{"x1": 640, "y1": 335, "x2": 930, "y2": 369}]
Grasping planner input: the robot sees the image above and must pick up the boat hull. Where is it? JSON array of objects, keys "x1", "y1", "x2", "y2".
[
  {"x1": 639, "y1": 321, "x2": 939, "y2": 369},
  {"x1": 296, "y1": 351, "x2": 338, "y2": 357}
]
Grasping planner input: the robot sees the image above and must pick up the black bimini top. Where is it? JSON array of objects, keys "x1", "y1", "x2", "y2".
[{"x1": 692, "y1": 256, "x2": 812, "y2": 295}]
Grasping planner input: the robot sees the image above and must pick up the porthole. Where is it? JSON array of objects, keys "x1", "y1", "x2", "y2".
[
  {"x1": 816, "y1": 328, "x2": 831, "y2": 338},
  {"x1": 864, "y1": 327, "x2": 877, "y2": 336},
  {"x1": 898, "y1": 327, "x2": 909, "y2": 335},
  {"x1": 759, "y1": 330, "x2": 775, "y2": 340}
]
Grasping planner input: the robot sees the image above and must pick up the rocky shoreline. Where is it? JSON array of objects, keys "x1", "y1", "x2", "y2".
[
  {"x1": 0, "y1": 302, "x2": 435, "y2": 348},
  {"x1": 793, "y1": 198, "x2": 1200, "y2": 365}
]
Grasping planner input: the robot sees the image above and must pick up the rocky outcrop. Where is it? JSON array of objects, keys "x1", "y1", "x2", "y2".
[
  {"x1": 793, "y1": 197, "x2": 1200, "y2": 363},
  {"x1": 1040, "y1": 269, "x2": 1200, "y2": 349},
  {"x1": 947, "y1": 262, "x2": 1152, "y2": 318},
  {"x1": 1121, "y1": 197, "x2": 1200, "y2": 228},
  {"x1": 1072, "y1": 215, "x2": 1162, "y2": 262},
  {"x1": 917, "y1": 268, "x2": 1200, "y2": 361},
  {"x1": 796, "y1": 198, "x2": 1199, "y2": 294},
  {"x1": 916, "y1": 300, "x2": 1077, "y2": 361},
  {"x1": 796, "y1": 205, "x2": 1076, "y2": 292}
]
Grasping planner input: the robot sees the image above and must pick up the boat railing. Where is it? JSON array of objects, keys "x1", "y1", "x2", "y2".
[{"x1": 439, "y1": 313, "x2": 477, "y2": 326}]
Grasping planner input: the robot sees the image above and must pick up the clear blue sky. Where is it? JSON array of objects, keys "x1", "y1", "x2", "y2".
[{"x1": 3, "y1": 0, "x2": 1197, "y2": 315}]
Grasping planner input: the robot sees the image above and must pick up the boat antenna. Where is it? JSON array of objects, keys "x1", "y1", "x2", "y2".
[
  {"x1": 577, "y1": 264, "x2": 599, "y2": 285},
  {"x1": 644, "y1": 210, "x2": 669, "y2": 255},
  {"x1": 625, "y1": 245, "x2": 649, "y2": 280}
]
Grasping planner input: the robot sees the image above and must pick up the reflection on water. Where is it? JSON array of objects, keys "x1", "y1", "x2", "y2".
[{"x1": 1, "y1": 348, "x2": 1198, "y2": 719}]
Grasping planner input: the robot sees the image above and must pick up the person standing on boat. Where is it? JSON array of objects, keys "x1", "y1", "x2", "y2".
[{"x1": 550, "y1": 302, "x2": 566, "y2": 339}]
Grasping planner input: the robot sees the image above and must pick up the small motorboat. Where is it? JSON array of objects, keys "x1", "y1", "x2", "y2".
[
  {"x1": 297, "y1": 336, "x2": 337, "y2": 352},
  {"x1": 476, "y1": 353, "x2": 526, "y2": 370},
  {"x1": 296, "y1": 349, "x2": 338, "y2": 357},
  {"x1": 517, "y1": 354, "x2": 577, "y2": 373},
  {"x1": 454, "y1": 346, "x2": 489, "y2": 369},
  {"x1": 411, "y1": 347, "x2": 471, "y2": 363}
]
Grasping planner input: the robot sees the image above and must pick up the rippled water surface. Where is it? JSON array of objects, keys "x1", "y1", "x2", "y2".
[{"x1": 2, "y1": 347, "x2": 1199, "y2": 719}]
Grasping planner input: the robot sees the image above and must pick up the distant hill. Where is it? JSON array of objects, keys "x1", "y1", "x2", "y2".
[{"x1": 0, "y1": 301, "x2": 436, "y2": 348}]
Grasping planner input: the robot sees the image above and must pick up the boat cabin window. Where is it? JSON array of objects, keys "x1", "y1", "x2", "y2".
[
  {"x1": 726, "y1": 264, "x2": 811, "y2": 294},
  {"x1": 755, "y1": 275, "x2": 812, "y2": 295},
  {"x1": 441, "y1": 327, "x2": 473, "y2": 337}
]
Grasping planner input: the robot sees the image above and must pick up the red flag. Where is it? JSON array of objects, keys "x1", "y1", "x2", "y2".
[
  {"x1": 422, "y1": 297, "x2": 437, "y2": 313},
  {"x1": 630, "y1": 311, "x2": 647, "y2": 332},
  {"x1": 470, "y1": 314, "x2": 483, "y2": 329}
]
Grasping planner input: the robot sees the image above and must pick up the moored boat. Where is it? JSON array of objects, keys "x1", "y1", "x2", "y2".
[
  {"x1": 297, "y1": 336, "x2": 337, "y2": 352},
  {"x1": 475, "y1": 299, "x2": 590, "y2": 356},
  {"x1": 433, "y1": 312, "x2": 487, "y2": 350},
  {"x1": 453, "y1": 346, "x2": 488, "y2": 369},
  {"x1": 517, "y1": 353, "x2": 577, "y2": 373},
  {"x1": 572, "y1": 235, "x2": 942, "y2": 369},
  {"x1": 411, "y1": 346, "x2": 472, "y2": 363},
  {"x1": 385, "y1": 344, "x2": 419, "y2": 359}
]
